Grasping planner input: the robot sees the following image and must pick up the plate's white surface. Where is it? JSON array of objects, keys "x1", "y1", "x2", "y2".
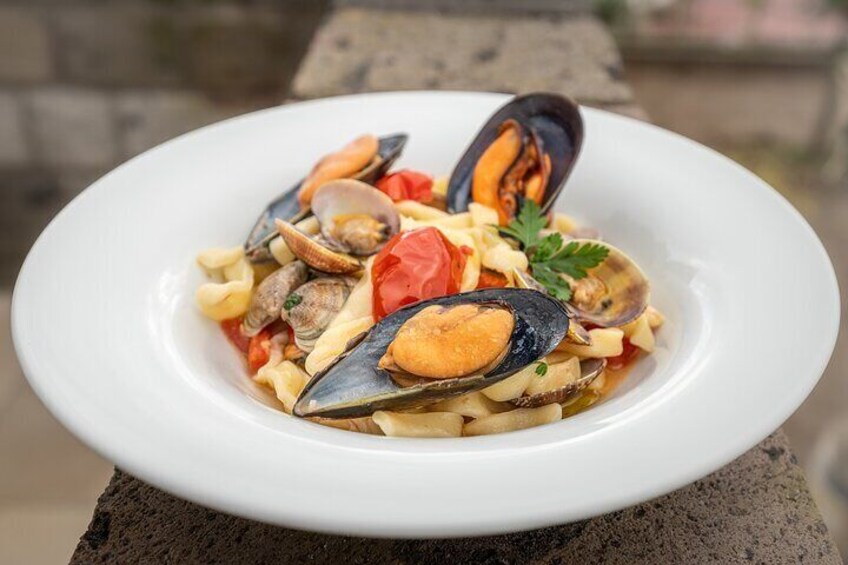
[{"x1": 12, "y1": 91, "x2": 839, "y2": 538}]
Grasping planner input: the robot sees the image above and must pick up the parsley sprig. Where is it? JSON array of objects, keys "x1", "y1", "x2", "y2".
[{"x1": 498, "y1": 201, "x2": 609, "y2": 301}]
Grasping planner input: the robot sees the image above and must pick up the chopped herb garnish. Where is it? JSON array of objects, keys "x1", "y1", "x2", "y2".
[
  {"x1": 535, "y1": 361, "x2": 548, "y2": 376},
  {"x1": 499, "y1": 201, "x2": 609, "y2": 301},
  {"x1": 283, "y1": 293, "x2": 302, "y2": 311}
]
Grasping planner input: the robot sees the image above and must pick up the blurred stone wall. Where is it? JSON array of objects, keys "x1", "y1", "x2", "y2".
[{"x1": 0, "y1": 0, "x2": 327, "y2": 286}]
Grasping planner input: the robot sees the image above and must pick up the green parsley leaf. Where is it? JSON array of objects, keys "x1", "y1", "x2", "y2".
[
  {"x1": 283, "y1": 292, "x2": 302, "y2": 311},
  {"x1": 535, "y1": 361, "x2": 548, "y2": 376},
  {"x1": 531, "y1": 264, "x2": 572, "y2": 301},
  {"x1": 547, "y1": 241, "x2": 610, "y2": 280},
  {"x1": 532, "y1": 232, "x2": 563, "y2": 262},
  {"x1": 497, "y1": 200, "x2": 547, "y2": 250}
]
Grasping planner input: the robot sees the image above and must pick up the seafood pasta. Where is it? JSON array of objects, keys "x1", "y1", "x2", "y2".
[{"x1": 194, "y1": 93, "x2": 663, "y2": 438}]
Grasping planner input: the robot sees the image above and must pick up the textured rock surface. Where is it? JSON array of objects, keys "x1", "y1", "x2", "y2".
[
  {"x1": 71, "y1": 6, "x2": 841, "y2": 564},
  {"x1": 292, "y1": 8, "x2": 632, "y2": 105},
  {"x1": 70, "y1": 432, "x2": 840, "y2": 564}
]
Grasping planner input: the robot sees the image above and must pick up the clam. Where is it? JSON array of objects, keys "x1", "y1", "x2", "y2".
[
  {"x1": 511, "y1": 358, "x2": 606, "y2": 408},
  {"x1": 275, "y1": 219, "x2": 362, "y2": 274},
  {"x1": 311, "y1": 179, "x2": 400, "y2": 256},
  {"x1": 281, "y1": 276, "x2": 356, "y2": 352},
  {"x1": 245, "y1": 133, "x2": 408, "y2": 262},
  {"x1": 293, "y1": 288, "x2": 570, "y2": 419},
  {"x1": 243, "y1": 260, "x2": 309, "y2": 336},
  {"x1": 565, "y1": 239, "x2": 649, "y2": 328},
  {"x1": 447, "y1": 93, "x2": 583, "y2": 225}
]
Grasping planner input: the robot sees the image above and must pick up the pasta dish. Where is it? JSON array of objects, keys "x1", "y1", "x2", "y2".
[{"x1": 194, "y1": 93, "x2": 663, "y2": 438}]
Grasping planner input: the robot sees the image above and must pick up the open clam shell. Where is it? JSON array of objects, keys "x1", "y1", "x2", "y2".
[
  {"x1": 274, "y1": 219, "x2": 362, "y2": 274},
  {"x1": 243, "y1": 260, "x2": 309, "y2": 336},
  {"x1": 293, "y1": 288, "x2": 570, "y2": 419},
  {"x1": 446, "y1": 93, "x2": 583, "y2": 221},
  {"x1": 245, "y1": 133, "x2": 407, "y2": 262},
  {"x1": 566, "y1": 239, "x2": 649, "y2": 328},
  {"x1": 510, "y1": 358, "x2": 606, "y2": 408},
  {"x1": 311, "y1": 179, "x2": 400, "y2": 256}
]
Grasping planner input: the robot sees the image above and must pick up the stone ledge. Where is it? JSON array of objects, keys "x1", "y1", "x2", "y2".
[
  {"x1": 70, "y1": 431, "x2": 840, "y2": 564},
  {"x1": 292, "y1": 7, "x2": 632, "y2": 105}
]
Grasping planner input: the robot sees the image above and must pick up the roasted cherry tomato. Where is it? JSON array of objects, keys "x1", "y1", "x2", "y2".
[
  {"x1": 220, "y1": 317, "x2": 250, "y2": 354},
  {"x1": 371, "y1": 227, "x2": 467, "y2": 320},
  {"x1": 607, "y1": 337, "x2": 640, "y2": 371},
  {"x1": 476, "y1": 269, "x2": 508, "y2": 289},
  {"x1": 247, "y1": 329, "x2": 272, "y2": 373},
  {"x1": 375, "y1": 169, "x2": 433, "y2": 202}
]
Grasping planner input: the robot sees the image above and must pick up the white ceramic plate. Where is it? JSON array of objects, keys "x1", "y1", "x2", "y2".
[{"x1": 12, "y1": 92, "x2": 839, "y2": 538}]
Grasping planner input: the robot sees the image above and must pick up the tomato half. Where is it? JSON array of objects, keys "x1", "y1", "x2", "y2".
[
  {"x1": 375, "y1": 170, "x2": 433, "y2": 203},
  {"x1": 220, "y1": 317, "x2": 250, "y2": 354},
  {"x1": 247, "y1": 329, "x2": 272, "y2": 373},
  {"x1": 371, "y1": 227, "x2": 466, "y2": 320},
  {"x1": 476, "y1": 269, "x2": 508, "y2": 289}
]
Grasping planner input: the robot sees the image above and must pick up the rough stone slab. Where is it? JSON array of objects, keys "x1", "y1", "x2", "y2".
[
  {"x1": 28, "y1": 87, "x2": 117, "y2": 168},
  {"x1": 116, "y1": 90, "x2": 244, "y2": 160},
  {"x1": 292, "y1": 8, "x2": 632, "y2": 104},
  {"x1": 70, "y1": 431, "x2": 840, "y2": 564},
  {"x1": 0, "y1": 6, "x2": 52, "y2": 83},
  {"x1": 0, "y1": 92, "x2": 29, "y2": 166}
]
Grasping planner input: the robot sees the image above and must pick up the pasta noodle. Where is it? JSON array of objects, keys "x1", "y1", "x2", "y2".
[
  {"x1": 524, "y1": 355, "x2": 580, "y2": 396},
  {"x1": 429, "y1": 391, "x2": 509, "y2": 419},
  {"x1": 254, "y1": 359, "x2": 309, "y2": 413},
  {"x1": 646, "y1": 305, "x2": 665, "y2": 329},
  {"x1": 372, "y1": 411, "x2": 464, "y2": 438},
  {"x1": 395, "y1": 200, "x2": 450, "y2": 221},
  {"x1": 195, "y1": 247, "x2": 254, "y2": 320},
  {"x1": 327, "y1": 256, "x2": 374, "y2": 327},
  {"x1": 313, "y1": 416, "x2": 382, "y2": 435},
  {"x1": 305, "y1": 316, "x2": 374, "y2": 375},
  {"x1": 481, "y1": 364, "x2": 535, "y2": 401},
  {"x1": 438, "y1": 227, "x2": 480, "y2": 291},
  {"x1": 468, "y1": 202, "x2": 499, "y2": 227},
  {"x1": 463, "y1": 404, "x2": 562, "y2": 436},
  {"x1": 552, "y1": 212, "x2": 577, "y2": 233},
  {"x1": 557, "y1": 328, "x2": 624, "y2": 359},
  {"x1": 269, "y1": 236, "x2": 296, "y2": 265},
  {"x1": 622, "y1": 313, "x2": 655, "y2": 352}
]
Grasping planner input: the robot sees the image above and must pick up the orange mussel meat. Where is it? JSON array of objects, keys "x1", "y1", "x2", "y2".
[{"x1": 471, "y1": 120, "x2": 551, "y2": 225}]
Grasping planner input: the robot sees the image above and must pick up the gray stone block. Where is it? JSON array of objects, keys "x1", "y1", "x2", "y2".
[
  {"x1": 116, "y1": 90, "x2": 243, "y2": 159},
  {"x1": 70, "y1": 432, "x2": 841, "y2": 564},
  {"x1": 292, "y1": 8, "x2": 632, "y2": 104},
  {"x1": 29, "y1": 87, "x2": 117, "y2": 168},
  {"x1": 51, "y1": 5, "x2": 183, "y2": 88},
  {"x1": 0, "y1": 92, "x2": 29, "y2": 166},
  {"x1": 0, "y1": 7, "x2": 53, "y2": 83}
]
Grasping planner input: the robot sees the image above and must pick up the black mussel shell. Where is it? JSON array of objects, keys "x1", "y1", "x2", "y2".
[
  {"x1": 293, "y1": 288, "x2": 570, "y2": 419},
  {"x1": 245, "y1": 133, "x2": 408, "y2": 262},
  {"x1": 446, "y1": 93, "x2": 583, "y2": 217}
]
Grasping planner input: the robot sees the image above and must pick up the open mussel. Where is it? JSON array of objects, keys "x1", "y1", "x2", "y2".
[
  {"x1": 311, "y1": 179, "x2": 400, "y2": 256},
  {"x1": 447, "y1": 93, "x2": 583, "y2": 225},
  {"x1": 245, "y1": 133, "x2": 407, "y2": 262},
  {"x1": 293, "y1": 288, "x2": 570, "y2": 419}
]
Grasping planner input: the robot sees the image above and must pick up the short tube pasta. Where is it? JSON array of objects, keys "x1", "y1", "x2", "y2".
[
  {"x1": 463, "y1": 404, "x2": 562, "y2": 436},
  {"x1": 373, "y1": 411, "x2": 464, "y2": 438}
]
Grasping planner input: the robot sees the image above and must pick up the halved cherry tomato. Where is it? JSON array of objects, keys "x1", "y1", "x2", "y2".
[
  {"x1": 247, "y1": 329, "x2": 272, "y2": 373},
  {"x1": 607, "y1": 337, "x2": 640, "y2": 371},
  {"x1": 476, "y1": 269, "x2": 508, "y2": 289},
  {"x1": 220, "y1": 317, "x2": 250, "y2": 354},
  {"x1": 371, "y1": 227, "x2": 466, "y2": 321},
  {"x1": 375, "y1": 170, "x2": 433, "y2": 202}
]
